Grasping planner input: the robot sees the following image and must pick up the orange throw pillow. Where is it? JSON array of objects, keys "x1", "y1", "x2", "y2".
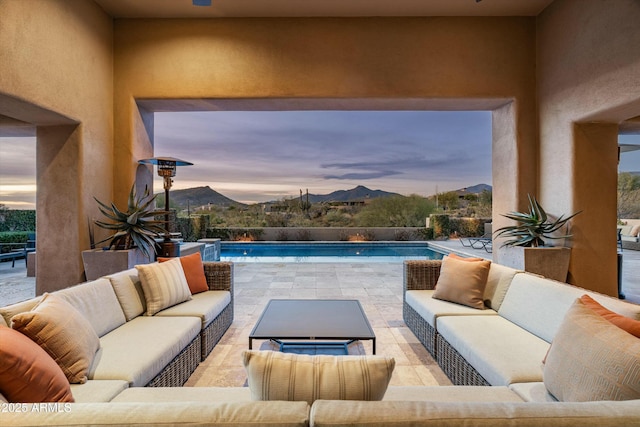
[
  {"x1": 580, "y1": 294, "x2": 640, "y2": 338},
  {"x1": 0, "y1": 326, "x2": 74, "y2": 403},
  {"x1": 158, "y1": 252, "x2": 208, "y2": 294}
]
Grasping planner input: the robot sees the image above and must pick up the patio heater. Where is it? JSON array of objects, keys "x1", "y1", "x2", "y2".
[{"x1": 138, "y1": 156, "x2": 193, "y2": 258}]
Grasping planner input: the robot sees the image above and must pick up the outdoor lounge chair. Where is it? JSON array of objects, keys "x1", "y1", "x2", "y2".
[{"x1": 460, "y1": 223, "x2": 492, "y2": 253}]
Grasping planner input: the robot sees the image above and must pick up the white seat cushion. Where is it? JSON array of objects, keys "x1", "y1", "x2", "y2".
[
  {"x1": 89, "y1": 316, "x2": 200, "y2": 387},
  {"x1": 155, "y1": 291, "x2": 231, "y2": 328},
  {"x1": 509, "y1": 382, "x2": 558, "y2": 403},
  {"x1": 382, "y1": 386, "x2": 524, "y2": 402},
  {"x1": 70, "y1": 380, "x2": 129, "y2": 403},
  {"x1": 437, "y1": 315, "x2": 549, "y2": 386},
  {"x1": 405, "y1": 290, "x2": 497, "y2": 329},
  {"x1": 112, "y1": 386, "x2": 252, "y2": 403}
]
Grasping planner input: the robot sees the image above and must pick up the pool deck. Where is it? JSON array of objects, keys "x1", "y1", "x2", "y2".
[{"x1": 1, "y1": 240, "x2": 638, "y2": 388}]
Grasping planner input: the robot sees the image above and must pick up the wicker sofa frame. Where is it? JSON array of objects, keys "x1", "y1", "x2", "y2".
[
  {"x1": 146, "y1": 335, "x2": 202, "y2": 387},
  {"x1": 202, "y1": 262, "x2": 234, "y2": 360},
  {"x1": 402, "y1": 260, "x2": 441, "y2": 356},
  {"x1": 144, "y1": 261, "x2": 234, "y2": 387},
  {"x1": 403, "y1": 259, "x2": 490, "y2": 386}
]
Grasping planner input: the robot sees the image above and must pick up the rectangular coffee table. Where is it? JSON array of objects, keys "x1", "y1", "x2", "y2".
[{"x1": 249, "y1": 299, "x2": 376, "y2": 354}]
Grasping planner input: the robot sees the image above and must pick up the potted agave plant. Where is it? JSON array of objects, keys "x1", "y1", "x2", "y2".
[
  {"x1": 82, "y1": 184, "x2": 168, "y2": 280},
  {"x1": 494, "y1": 195, "x2": 581, "y2": 281}
]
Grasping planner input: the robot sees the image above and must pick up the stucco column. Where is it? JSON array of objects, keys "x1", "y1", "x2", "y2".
[
  {"x1": 492, "y1": 102, "x2": 538, "y2": 266},
  {"x1": 36, "y1": 125, "x2": 85, "y2": 292},
  {"x1": 568, "y1": 123, "x2": 619, "y2": 295}
]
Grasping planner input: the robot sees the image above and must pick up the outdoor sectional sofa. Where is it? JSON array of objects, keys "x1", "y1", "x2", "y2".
[
  {"x1": 2, "y1": 255, "x2": 640, "y2": 426},
  {"x1": 0, "y1": 257, "x2": 233, "y2": 394},
  {"x1": 403, "y1": 256, "x2": 640, "y2": 390}
]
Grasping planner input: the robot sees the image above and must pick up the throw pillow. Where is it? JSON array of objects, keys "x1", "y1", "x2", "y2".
[
  {"x1": 447, "y1": 253, "x2": 485, "y2": 262},
  {"x1": 543, "y1": 298, "x2": 640, "y2": 401},
  {"x1": 158, "y1": 252, "x2": 208, "y2": 294},
  {"x1": 242, "y1": 350, "x2": 395, "y2": 405},
  {"x1": 432, "y1": 255, "x2": 491, "y2": 309},
  {"x1": 11, "y1": 293, "x2": 100, "y2": 384},
  {"x1": 579, "y1": 294, "x2": 640, "y2": 338},
  {"x1": 0, "y1": 326, "x2": 74, "y2": 403},
  {"x1": 136, "y1": 258, "x2": 192, "y2": 316}
]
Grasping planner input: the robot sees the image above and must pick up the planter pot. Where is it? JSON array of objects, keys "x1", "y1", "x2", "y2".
[
  {"x1": 82, "y1": 248, "x2": 152, "y2": 281},
  {"x1": 499, "y1": 246, "x2": 571, "y2": 282},
  {"x1": 524, "y1": 247, "x2": 571, "y2": 282}
]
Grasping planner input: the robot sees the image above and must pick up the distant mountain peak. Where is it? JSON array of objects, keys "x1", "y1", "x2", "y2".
[{"x1": 159, "y1": 186, "x2": 245, "y2": 209}]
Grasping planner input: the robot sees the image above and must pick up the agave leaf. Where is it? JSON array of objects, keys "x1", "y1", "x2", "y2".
[
  {"x1": 494, "y1": 195, "x2": 581, "y2": 248},
  {"x1": 93, "y1": 183, "x2": 168, "y2": 255}
]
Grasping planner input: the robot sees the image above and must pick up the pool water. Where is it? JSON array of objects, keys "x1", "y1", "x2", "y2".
[{"x1": 220, "y1": 242, "x2": 446, "y2": 263}]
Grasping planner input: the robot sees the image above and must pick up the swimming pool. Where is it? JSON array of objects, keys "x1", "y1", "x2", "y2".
[{"x1": 220, "y1": 242, "x2": 447, "y2": 263}]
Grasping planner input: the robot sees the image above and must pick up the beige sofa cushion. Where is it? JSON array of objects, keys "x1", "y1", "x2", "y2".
[
  {"x1": 405, "y1": 290, "x2": 497, "y2": 329},
  {"x1": 544, "y1": 299, "x2": 640, "y2": 402},
  {"x1": 436, "y1": 315, "x2": 549, "y2": 386},
  {"x1": 509, "y1": 382, "x2": 558, "y2": 403},
  {"x1": 155, "y1": 290, "x2": 231, "y2": 328},
  {"x1": 69, "y1": 380, "x2": 129, "y2": 403},
  {"x1": 483, "y1": 263, "x2": 520, "y2": 310},
  {"x1": 309, "y1": 400, "x2": 640, "y2": 427},
  {"x1": 432, "y1": 256, "x2": 491, "y2": 310},
  {"x1": 498, "y1": 272, "x2": 640, "y2": 343},
  {"x1": 0, "y1": 297, "x2": 41, "y2": 326},
  {"x1": 1, "y1": 401, "x2": 311, "y2": 426},
  {"x1": 243, "y1": 350, "x2": 395, "y2": 405},
  {"x1": 112, "y1": 386, "x2": 252, "y2": 403},
  {"x1": 11, "y1": 293, "x2": 100, "y2": 384},
  {"x1": 382, "y1": 386, "x2": 524, "y2": 402},
  {"x1": 107, "y1": 268, "x2": 146, "y2": 321},
  {"x1": 89, "y1": 316, "x2": 200, "y2": 387},
  {"x1": 136, "y1": 259, "x2": 192, "y2": 316},
  {"x1": 56, "y1": 278, "x2": 126, "y2": 337}
]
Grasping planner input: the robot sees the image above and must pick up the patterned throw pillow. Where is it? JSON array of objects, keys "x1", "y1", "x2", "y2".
[
  {"x1": 543, "y1": 298, "x2": 640, "y2": 401},
  {"x1": 11, "y1": 294, "x2": 100, "y2": 384},
  {"x1": 0, "y1": 325, "x2": 74, "y2": 403},
  {"x1": 136, "y1": 258, "x2": 192, "y2": 316},
  {"x1": 242, "y1": 350, "x2": 395, "y2": 405},
  {"x1": 157, "y1": 252, "x2": 209, "y2": 294},
  {"x1": 432, "y1": 255, "x2": 491, "y2": 309}
]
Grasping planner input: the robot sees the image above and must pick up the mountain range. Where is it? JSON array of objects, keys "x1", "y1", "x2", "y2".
[{"x1": 160, "y1": 184, "x2": 492, "y2": 210}]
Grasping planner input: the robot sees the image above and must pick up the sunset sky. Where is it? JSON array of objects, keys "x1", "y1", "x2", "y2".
[{"x1": 1, "y1": 110, "x2": 639, "y2": 209}]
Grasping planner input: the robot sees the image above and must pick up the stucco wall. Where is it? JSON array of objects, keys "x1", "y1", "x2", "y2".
[
  {"x1": 0, "y1": 0, "x2": 113, "y2": 290},
  {"x1": 113, "y1": 16, "x2": 538, "y2": 256},
  {"x1": 537, "y1": 0, "x2": 640, "y2": 295},
  {"x1": 5, "y1": 3, "x2": 637, "y2": 295}
]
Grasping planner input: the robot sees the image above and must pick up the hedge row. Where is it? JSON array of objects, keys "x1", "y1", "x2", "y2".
[{"x1": 0, "y1": 210, "x2": 35, "y2": 233}]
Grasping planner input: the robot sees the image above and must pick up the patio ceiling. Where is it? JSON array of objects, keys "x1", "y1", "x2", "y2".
[{"x1": 94, "y1": 0, "x2": 555, "y2": 19}]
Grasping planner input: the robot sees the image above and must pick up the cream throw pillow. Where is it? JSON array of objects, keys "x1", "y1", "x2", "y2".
[
  {"x1": 136, "y1": 258, "x2": 192, "y2": 316},
  {"x1": 543, "y1": 298, "x2": 640, "y2": 401},
  {"x1": 432, "y1": 255, "x2": 491, "y2": 309},
  {"x1": 242, "y1": 350, "x2": 395, "y2": 405},
  {"x1": 11, "y1": 293, "x2": 100, "y2": 384}
]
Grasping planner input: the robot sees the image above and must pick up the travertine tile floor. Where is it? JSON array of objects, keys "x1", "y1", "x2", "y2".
[{"x1": 185, "y1": 262, "x2": 452, "y2": 387}]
